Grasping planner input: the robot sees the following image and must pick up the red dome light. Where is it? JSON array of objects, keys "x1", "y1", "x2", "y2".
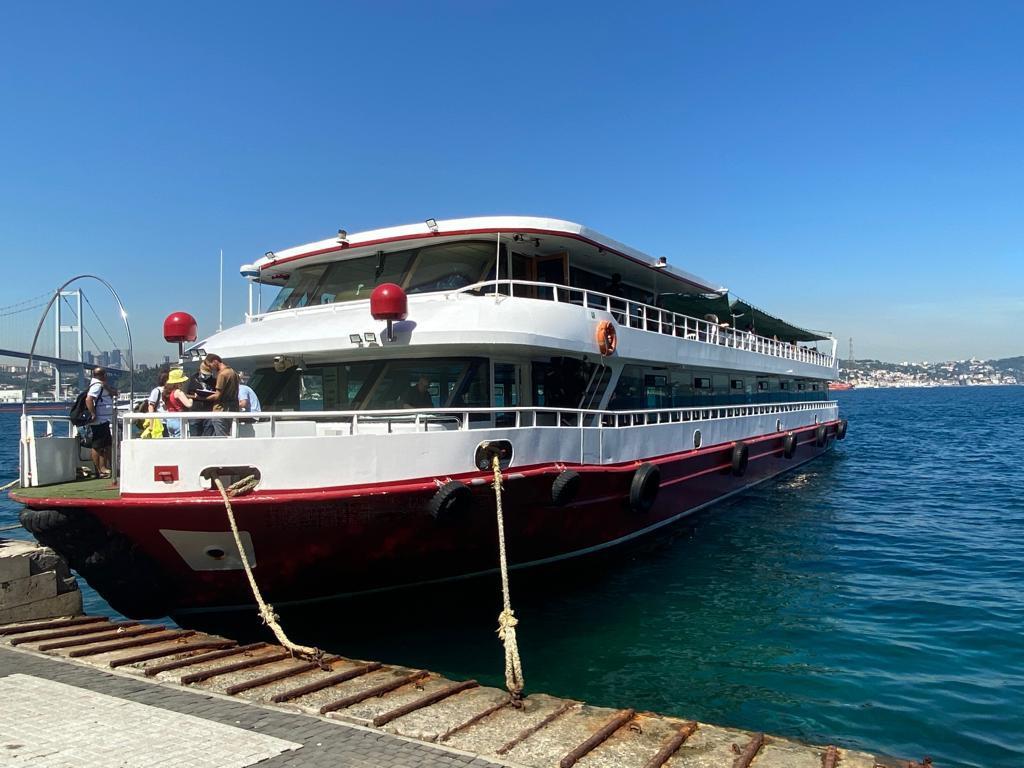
[
  {"x1": 163, "y1": 312, "x2": 198, "y2": 344},
  {"x1": 370, "y1": 284, "x2": 408, "y2": 321}
]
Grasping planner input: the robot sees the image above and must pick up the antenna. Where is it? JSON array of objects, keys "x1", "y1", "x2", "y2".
[
  {"x1": 848, "y1": 336, "x2": 854, "y2": 363},
  {"x1": 218, "y1": 248, "x2": 224, "y2": 331}
]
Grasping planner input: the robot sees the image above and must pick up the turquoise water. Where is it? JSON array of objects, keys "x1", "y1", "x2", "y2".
[{"x1": 2, "y1": 388, "x2": 1022, "y2": 767}]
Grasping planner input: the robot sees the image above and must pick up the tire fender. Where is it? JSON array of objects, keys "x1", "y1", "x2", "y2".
[
  {"x1": 815, "y1": 425, "x2": 828, "y2": 447},
  {"x1": 629, "y1": 463, "x2": 660, "y2": 513},
  {"x1": 836, "y1": 420, "x2": 848, "y2": 440},
  {"x1": 731, "y1": 441, "x2": 750, "y2": 476},
  {"x1": 551, "y1": 470, "x2": 581, "y2": 507},
  {"x1": 782, "y1": 433, "x2": 797, "y2": 459},
  {"x1": 428, "y1": 480, "x2": 472, "y2": 521}
]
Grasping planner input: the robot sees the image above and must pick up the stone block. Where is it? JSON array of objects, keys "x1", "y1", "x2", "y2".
[
  {"x1": 0, "y1": 588, "x2": 82, "y2": 624},
  {"x1": 0, "y1": 571, "x2": 59, "y2": 609},
  {"x1": 0, "y1": 540, "x2": 34, "y2": 583},
  {"x1": 27, "y1": 547, "x2": 72, "y2": 581}
]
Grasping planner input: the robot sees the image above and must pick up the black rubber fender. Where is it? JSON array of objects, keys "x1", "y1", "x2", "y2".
[
  {"x1": 836, "y1": 419, "x2": 848, "y2": 440},
  {"x1": 629, "y1": 463, "x2": 661, "y2": 513},
  {"x1": 731, "y1": 441, "x2": 750, "y2": 476},
  {"x1": 551, "y1": 470, "x2": 581, "y2": 507},
  {"x1": 782, "y1": 432, "x2": 797, "y2": 459},
  {"x1": 815, "y1": 425, "x2": 828, "y2": 447},
  {"x1": 427, "y1": 480, "x2": 472, "y2": 521}
]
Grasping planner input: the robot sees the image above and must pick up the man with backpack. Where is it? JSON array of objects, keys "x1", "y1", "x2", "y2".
[{"x1": 85, "y1": 367, "x2": 117, "y2": 478}]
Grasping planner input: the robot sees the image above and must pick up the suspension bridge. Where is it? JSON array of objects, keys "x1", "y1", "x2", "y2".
[{"x1": 0, "y1": 288, "x2": 130, "y2": 402}]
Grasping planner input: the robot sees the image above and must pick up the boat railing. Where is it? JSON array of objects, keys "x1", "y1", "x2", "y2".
[
  {"x1": 247, "y1": 281, "x2": 835, "y2": 369},
  {"x1": 455, "y1": 280, "x2": 835, "y2": 369},
  {"x1": 115, "y1": 399, "x2": 837, "y2": 440}
]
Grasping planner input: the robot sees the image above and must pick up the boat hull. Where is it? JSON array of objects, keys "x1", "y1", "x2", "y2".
[{"x1": 16, "y1": 422, "x2": 839, "y2": 620}]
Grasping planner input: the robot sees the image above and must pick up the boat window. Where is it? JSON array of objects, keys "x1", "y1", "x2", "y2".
[
  {"x1": 251, "y1": 357, "x2": 490, "y2": 412},
  {"x1": 317, "y1": 251, "x2": 414, "y2": 303},
  {"x1": 267, "y1": 265, "x2": 330, "y2": 311},
  {"x1": 532, "y1": 357, "x2": 591, "y2": 408},
  {"x1": 405, "y1": 242, "x2": 496, "y2": 295}
]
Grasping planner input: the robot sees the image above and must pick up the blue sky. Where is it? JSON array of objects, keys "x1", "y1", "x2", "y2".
[{"x1": 1, "y1": 1, "x2": 1021, "y2": 363}]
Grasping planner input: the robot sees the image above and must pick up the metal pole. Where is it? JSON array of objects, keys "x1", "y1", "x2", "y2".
[
  {"x1": 53, "y1": 293, "x2": 61, "y2": 400},
  {"x1": 219, "y1": 248, "x2": 224, "y2": 331}
]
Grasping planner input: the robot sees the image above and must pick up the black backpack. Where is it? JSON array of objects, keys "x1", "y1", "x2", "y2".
[{"x1": 69, "y1": 386, "x2": 103, "y2": 427}]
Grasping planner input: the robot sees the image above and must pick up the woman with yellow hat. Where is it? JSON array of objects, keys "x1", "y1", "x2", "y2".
[{"x1": 162, "y1": 368, "x2": 194, "y2": 438}]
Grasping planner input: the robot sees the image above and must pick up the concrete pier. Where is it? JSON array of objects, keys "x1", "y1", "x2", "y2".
[{"x1": 0, "y1": 613, "x2": 914, "y2": 768}]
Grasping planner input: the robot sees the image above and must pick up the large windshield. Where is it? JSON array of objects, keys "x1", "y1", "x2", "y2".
[
  {"x1": 267, "y1": 241, "x2": 498, "y2": 312},
  {"x1": 251, "y1": 357, "x2": 490, "y2": 412}
]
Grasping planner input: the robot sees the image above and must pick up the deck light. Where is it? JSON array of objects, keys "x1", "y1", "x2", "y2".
[
  {"x1": 363, "y1": 332, "x2": 377, "y2": 344},
  {"x1": 349, "y1": 334, "x2": 363, "y2": 345},
  {"x1": 337, "y1": 229, "x2": 348, "y2": 243},
  {"x1": 264, "y1": 251, "x2": 274, "y2": 259},
  {"x1": 426, "y1": 218, "x2": 438, "y2": 232},
  {"x1": 655, "y1": 257, "x2": 668, "y2": 268}
]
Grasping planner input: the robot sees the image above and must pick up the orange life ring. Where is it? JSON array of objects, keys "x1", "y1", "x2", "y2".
[{"x1": 596, "y1": 320, "x2": 617, "y2": 356}]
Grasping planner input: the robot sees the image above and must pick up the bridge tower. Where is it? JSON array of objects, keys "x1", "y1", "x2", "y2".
[{"x1": 54, "y1": 289, "x2": 85, "y2": 400}]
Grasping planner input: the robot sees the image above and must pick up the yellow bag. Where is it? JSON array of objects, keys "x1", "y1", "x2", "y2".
[{"x1": 140, "y1": 418, "x2": 165, "y2": 439}]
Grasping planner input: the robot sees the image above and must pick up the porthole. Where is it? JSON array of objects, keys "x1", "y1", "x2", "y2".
[
  {"x1": 204, "y1": 546, "x2": 227, "y2": 561},
  {"x1": 693, "y1": 429, "x2": 702, "y2": 449}
]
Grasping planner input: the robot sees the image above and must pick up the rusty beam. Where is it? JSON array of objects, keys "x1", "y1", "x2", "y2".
[
  {"x1": 642, "y1": 721, "x2": 699, "y2": 768},
  {"x1": 560, "y1": 708, "x2": 635, "y2": 768},
  {"x1": 68, "y1": 630, "x2": 195, "y2": 658},
  {"x1": 319, "y1": 670, "x2": 429, "y2": 714},
  {"x1": 732, "y1": 732, "x2": 765, "y2": 768},
  {"x1": 144, "y1": 642, "x2": 268, "y2": 677},
  {"x1": 11, "y1": 621, "x2": 138, "y2": 646},
  {"x1": 271, "y1": 662, "x2": 383, "y2": 703},
  {"x1": 496, "y1": 700, "x2": 577, "y2": 755},
  {"x1": 821, "y1": 744, "x2": 839, "y2": 768},
  {"x1": 438, "y1": 698, "x2": 511, "y2": 742},
  {"x1": 372, "y1": 680, "x2": 479, "y2": 727},
  {"x1": 108, "y1": 640, "x2": 237, "y2": 668},
  {"x1": 37, "y1": 625, "x2": 163, "y2": 651},
  {"x1": 223, "y1": 657, "x2": 339, "y2": 696},
  {"x1": 179, "y1": 649, "x2": 291, "y2": 684},
  {"x1": 0, "y1": 616, "x2": 105, "y2": 636}
]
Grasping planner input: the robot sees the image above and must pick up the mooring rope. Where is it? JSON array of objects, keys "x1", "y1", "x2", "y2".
[
  {"x1": 213, "y1": 475, "x2": 322, "y2": 662},
  {"x1": 491, "y1": 454, "x2": 525, "y2": 704},
  {"x1": 0, "y1": 479, "x2": 19, "y2": 492}
]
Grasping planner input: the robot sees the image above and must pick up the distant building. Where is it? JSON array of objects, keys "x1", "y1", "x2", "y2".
[{"x1": 84, "y1": 350, "x2": 95, "y2": 365}]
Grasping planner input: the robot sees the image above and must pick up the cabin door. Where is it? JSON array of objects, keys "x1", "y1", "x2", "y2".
[
  {"x1": 493, "y1": 362, "x2": 522, "y2": 428},
  {"x1": 534, "y1": 253, "x2": 568, "y2": 301}
]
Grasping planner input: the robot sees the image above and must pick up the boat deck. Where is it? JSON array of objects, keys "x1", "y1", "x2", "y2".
[{"x1": 12, "y1": 478, "x2": 120, "y2": 502}]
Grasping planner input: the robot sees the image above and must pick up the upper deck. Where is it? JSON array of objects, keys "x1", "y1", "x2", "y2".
[{"x1": 204, "y1": 216, "x2": 836, "y2": 379}]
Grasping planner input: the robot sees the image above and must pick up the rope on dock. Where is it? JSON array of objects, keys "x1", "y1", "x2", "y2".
[
  {"x1": 491, "y1": 453, "x2": 525, "y2": 704},
  {"x1": 0, "y1": 479, "x2": 20, "y2": 492},
  {"x1": 214, "y1": 475, "x2": 322, "y2": 663}
]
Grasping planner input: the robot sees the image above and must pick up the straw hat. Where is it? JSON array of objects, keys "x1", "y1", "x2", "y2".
[{"x1": 167, "y1": 369, "x2": 189, "y2": 385}]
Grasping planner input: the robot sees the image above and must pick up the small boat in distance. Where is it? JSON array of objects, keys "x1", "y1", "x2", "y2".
[
  {"x1": 829, "y1": 381, "x2": 855, "y2": 391},
  {"x1": 14, "y1": 216, "x2": 847, "y2": 620}
]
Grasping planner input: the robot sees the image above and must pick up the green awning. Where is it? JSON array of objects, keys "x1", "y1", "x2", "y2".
[
  {"x1": 658, "y1": 293, "x2": 732, "y2": 323},
  {"x1": 728, "y1": 299, "x2": 831, "y2": 342}
]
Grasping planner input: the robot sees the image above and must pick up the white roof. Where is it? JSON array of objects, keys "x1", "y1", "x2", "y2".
[{"x1": 252, "y1": 215, "x2": 726, "y2": 294}]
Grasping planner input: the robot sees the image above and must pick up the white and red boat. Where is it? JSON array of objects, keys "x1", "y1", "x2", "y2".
[{"x1": 14, "y1": 216, "x2": 846, "y2": 620}]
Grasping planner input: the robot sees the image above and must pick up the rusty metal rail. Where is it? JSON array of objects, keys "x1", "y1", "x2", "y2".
[
  {"x1": 271, "y1": 661, "x2": 382, "y2": 703},
  {"x1": 68, "y1": 630, "x2": 195, "y2": 658},
  {"x1": 108, "y1": 639, "x2": 237, "y2": 668},
  {"x1": 179, "y1": 648, "x2": 291, "y2": 684},
  {"x1": 497, "y1": 700, "x2": 577, "y2": 755},
  {"x1": 145, "y1": 642, "x2": 268, "y2": 677},
  {"x1": 372, "y1": 679, "x2": 479, "y2": 727},
  {"x1": 319, "y1": 670, "x2": 429, "y2": 714},
  {"x1": 642, "y1": 721, "x2": 698, "y2": 768}
]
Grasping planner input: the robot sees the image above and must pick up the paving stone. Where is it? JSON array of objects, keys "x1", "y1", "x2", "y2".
[{"x1": 0, "y1": 673, "x2": 301, "y2": 767}]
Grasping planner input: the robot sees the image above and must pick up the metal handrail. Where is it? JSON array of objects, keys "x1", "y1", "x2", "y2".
[
  {"x1": 116, "y1": 399, "x2": 837, "y2": 440},
  {"x1": 247, "y1": 280, "x2": 835, "y2": 369}
]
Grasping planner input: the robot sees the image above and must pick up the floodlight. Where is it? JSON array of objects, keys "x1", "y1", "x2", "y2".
[{"x1": 426, "y1": 218, "x2": 439, "y2": 232}]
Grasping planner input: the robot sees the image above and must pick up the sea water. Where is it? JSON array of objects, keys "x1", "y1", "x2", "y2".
[{"x1": 1, "y1": 387, "x2": 1021, "y2": 768}]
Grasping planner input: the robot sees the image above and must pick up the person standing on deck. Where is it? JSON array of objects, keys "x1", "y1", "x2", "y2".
[
  {"x1": 203, "y1": 353, "x2": 240, "y2": 436},
  {"x1": 186, "y1": 360, "x2": 216, "y2": 436},
  {"x1": 85, "y1": 367, "x2": 116, "y2": 478},
  {"x1": 237, "y1": 371, "x2": 261, "y2": 413}
]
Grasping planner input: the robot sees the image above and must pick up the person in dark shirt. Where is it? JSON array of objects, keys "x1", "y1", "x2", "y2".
[
  {"x1": 186, "y1": 361, "x2": 217, "y2": 437},
  {"x1": 403, "y1": 375, "x2": 434, "y2": 409},
  {"x1": 203, "y1": 353, "x2": 241, "y2": 437}
]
